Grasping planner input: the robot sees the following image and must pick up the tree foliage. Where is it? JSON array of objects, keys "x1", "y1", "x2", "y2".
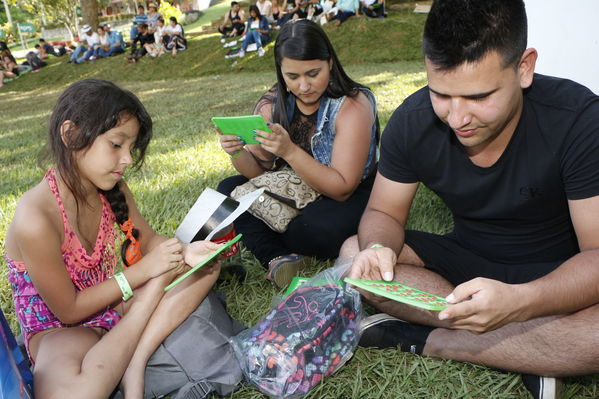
[
  {"x1": 158, "y1": 1, "x2": 185, "y2": 24},
  {"x1": 15, "y1": 0, "x2": 79, "y2": 39}
]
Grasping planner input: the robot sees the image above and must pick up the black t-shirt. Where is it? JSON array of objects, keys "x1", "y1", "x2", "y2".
[
  {"x1": 134, "y1": 32, "x2": 154, "y2": 46},
  {"x1": 42, "y1": 43, "x2": 55, "y2": 54},
  {"x1": 379, "y1": 74, "x2": 599, "y2": 264}
]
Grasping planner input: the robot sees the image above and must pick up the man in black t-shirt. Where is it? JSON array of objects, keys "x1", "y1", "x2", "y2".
[
  {"x1": 39, "y1": 39, "x2": 67, "y2": 57},
  {"x1": 344, "y1": 0, "x2": 599, "y2": 397}
]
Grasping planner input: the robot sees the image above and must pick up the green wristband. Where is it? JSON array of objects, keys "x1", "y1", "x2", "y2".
[
  {"x1": 370, "y1": 244, "x2": 384, "y2": 249},
  {"x1": 230, "y1": 150, "x2": 241, "y2": 158},
  {"x1": 113, "y1": 271, "x2": 133, "y2": 301}
]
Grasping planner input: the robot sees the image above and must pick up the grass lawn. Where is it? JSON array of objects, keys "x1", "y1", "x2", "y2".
[{"x1": 1, "y1": 5, "x2": 598, "y2": 399}]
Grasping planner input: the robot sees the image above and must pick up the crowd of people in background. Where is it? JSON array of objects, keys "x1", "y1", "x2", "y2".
[
  {"x1": 2, "y1": 0, "x2": 386, "y2": 86},
  {"x1": 220, "y1": 0, "x2": 386, "y2": 33},
  {"x1": 64, "y1": 3, "x2": 187, "y2": 65},
  {"x1": 218, "y1": 0, "x2": 386, "y2": 58},
  {"x1": 1, "y1": 38, "x2": 65, "y2": 87}
]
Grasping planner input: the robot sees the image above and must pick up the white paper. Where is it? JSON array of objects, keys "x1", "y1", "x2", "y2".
[{"x1": 175, "y1": 187, "x2": 265, "y2": 243}]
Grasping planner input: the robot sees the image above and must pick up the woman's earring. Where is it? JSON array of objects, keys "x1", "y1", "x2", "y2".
[{"x1": 286, "y1": 86, "x2": 291, "y2": 93}]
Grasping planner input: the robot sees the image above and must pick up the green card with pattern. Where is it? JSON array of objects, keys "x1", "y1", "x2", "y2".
[{"x1": 343, "y1": 278, "x2": 450, "y2": 311}]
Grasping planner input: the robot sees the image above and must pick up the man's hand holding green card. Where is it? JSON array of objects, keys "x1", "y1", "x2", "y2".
[{"x1": 212, "y1": 115, "x2": 272, "y2": 145}]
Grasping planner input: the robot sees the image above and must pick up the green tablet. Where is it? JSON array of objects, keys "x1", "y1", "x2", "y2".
[
  {"x1": 164, "y1": 234, "x2": 243, "y2": 291},
  {"x1": 343, "y1": 278, "x2": 450, "y2": 311},
  {"x1": 212, "y1": 115, "x2": 272, "y2": 145}
]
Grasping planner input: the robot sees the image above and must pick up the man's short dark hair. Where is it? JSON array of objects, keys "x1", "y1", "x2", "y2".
[
  {"x1": 35, "y1": 44, "x2": 41, "y2": 48},
  {"x1": 231, "y1": 1, "x2": 239, "y2": 6},
  {"x1": 423, "y1": 0, "x2": 528, "y2": 71},
  {"x1": 39, "y1": 38, "x2": 46, "y2": 43}
]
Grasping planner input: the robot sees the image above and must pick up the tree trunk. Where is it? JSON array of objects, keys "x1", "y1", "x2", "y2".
[{"x1": 80, "y1": 0, "x2": 99, "y2": 29}]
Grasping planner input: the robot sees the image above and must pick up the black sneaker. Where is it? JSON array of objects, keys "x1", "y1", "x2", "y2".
[
  {"x1": 358, "y1": 313, "x2": 433, "y2": 354},
  {"x1": 522, "y1": 374, "x2": 562, "y2": 399}
]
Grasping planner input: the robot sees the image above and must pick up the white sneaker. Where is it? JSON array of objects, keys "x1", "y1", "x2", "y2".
[
  {"x1": 238, "y1": 50, "x2": 245, "y2": 58},
  {"x1": 258, "y1": 47, "x2": 265, "y2": 57}
]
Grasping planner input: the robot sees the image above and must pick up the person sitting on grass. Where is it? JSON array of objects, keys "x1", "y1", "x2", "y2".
[
  {"x1": 24, "y1": 50, "x2": 46, "y2": 71},
  {"x1": 146, "y1": 17, "x2": 167, "y2": 58},
  {"x1": 277, "y1": 0, "x2": 308, "y2": 26},
  {"x1": 4, "y1": 78, "x2": 224, "y2": 399},
  {"x1": 70, "y1": 24, "x2": 100, "y2": 64},
  {"x1": 39, "y1": 38, "x2": 67, "y2": 57},
  {"x1": 95, "y1": 23, "x2": 125, "y2": 58},
  {"x1": 0, "y1": 54, "x2": 19, "y2": 88},
  {"x1": 131, "y1": 5, "x2": 149, "y2": 41},
  {"x1": 34, "y1": 44, "x2": 48, "y2": 59},
  {"x1": 218, "y1": 1, "x2": 246, "y2": 37},
  {"x1": 343, "y1": 1, "x2": 599, "y2": 398},
  {"x1": 217, "y1": 19, "x2": 379, "y2": 289},
  {"x1": 163, "y1": 16, "x2": 187, "y2": 56},
  {"x1": 360, "y1": 0, "x2": 386, "y2": 18},
  {"x1": 325, "y1": 0, "x2": 360, "y2": 25},
  {"x1": 238, "y1": 5, "x2": 270, "y2": 58},
  {"x1": 146, "y1": 3, "x2": 161, "y2": 33},
  {"x1": 127, "y1": 23, "x2": 154, "y2": 63},
  {"x1": 89, "y1": 26, "x2": 109, "y2": 61}
]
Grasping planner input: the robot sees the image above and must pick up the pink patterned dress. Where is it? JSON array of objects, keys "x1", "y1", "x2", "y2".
[{"x1": 5, "y1": 169, "x2": 122, "y2": 360}]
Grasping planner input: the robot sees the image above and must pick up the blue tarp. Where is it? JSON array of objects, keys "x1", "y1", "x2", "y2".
[{"x1": 0, "y1": 308, "x2": 33, "y2": 399}]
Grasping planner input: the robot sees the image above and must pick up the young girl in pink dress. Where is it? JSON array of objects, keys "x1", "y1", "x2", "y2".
[{"x1": 4, "y1": 78, "x2": 222, "y2": 399}]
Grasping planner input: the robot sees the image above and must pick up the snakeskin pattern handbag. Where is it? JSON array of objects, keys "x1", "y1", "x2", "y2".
[{"x1": 231, "y1": 167, "x2": 321, "y2": 233}]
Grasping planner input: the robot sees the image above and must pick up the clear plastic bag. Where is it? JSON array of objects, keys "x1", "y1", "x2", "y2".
[{"x1": 230, "y1": 261, "x2": 361, "y2": 398}]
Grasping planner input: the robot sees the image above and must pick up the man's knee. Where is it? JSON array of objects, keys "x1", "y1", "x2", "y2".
[{"x1": 339, "y1": 235, "x2": 359, "y2": 258}]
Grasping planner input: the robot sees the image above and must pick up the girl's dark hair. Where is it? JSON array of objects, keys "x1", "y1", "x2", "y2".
[
  {"x1": 272, "y1": 19, "x2": 374, "y2": 134},
  {"x1": 423, "y1": 0, "x2": 527, "y2": 71},
  {"x1": 169, "y1": 16, "x2": 178, "y2": 23},
  {"x1": 40, "y1": 78, "x2": 152, "y2": 265},
  {"x1": 249, "y1": 5, "x2": 262, "y2": 18}
]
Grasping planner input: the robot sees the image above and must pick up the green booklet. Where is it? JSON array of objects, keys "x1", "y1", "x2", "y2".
[
  {"x1": 343, "y1": 278, "x2": 450, "y2": 311},
  {"x1": 164, "y1": 234, "x2": 243, "y2": 291},
  {"x1": 212, "y1": 115, "x2": 272, "y2": 145}
]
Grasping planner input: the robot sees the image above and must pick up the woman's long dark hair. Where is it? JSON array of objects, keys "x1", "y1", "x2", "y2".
[
  {"x1": 249, "y1": 4, "x2": 262, "y2": 20},
  {"x1": 272, "y1": 19, "x2": 371, "y2": 133},
  {"x1": 40, "y1": 78, "x2": 152, "y2": 265}
]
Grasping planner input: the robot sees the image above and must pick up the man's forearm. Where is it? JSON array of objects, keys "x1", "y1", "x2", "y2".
[
  {"x1": 519, "y1": 249, "x2": 599, "y2": 320},
  {"x1": 357, "y1": 207, "x2": 406, "y2": 253}
]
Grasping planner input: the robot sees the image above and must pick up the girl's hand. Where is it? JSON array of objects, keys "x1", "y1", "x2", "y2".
[
  {"x1": 254, "y1": 123, "x2": 296, "y2": 159},
  {"x1": 143, "y1": 237, "x2": 184, "y2": 278},
  {"x1": 183, "y1": 240, "x2": 223, "y2": 268},
  {"x1": 216, "y1": 125, "x2": 246, "y2": 156}
]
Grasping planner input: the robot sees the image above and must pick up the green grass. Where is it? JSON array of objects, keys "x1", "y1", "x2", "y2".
[{"x1": 1, "y1": 6, "x2": 598, "y2": 398}]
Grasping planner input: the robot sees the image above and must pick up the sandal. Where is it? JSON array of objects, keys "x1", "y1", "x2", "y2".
[{"x1": 266, "y1": 254, "x2": 307, "y2": 289}]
